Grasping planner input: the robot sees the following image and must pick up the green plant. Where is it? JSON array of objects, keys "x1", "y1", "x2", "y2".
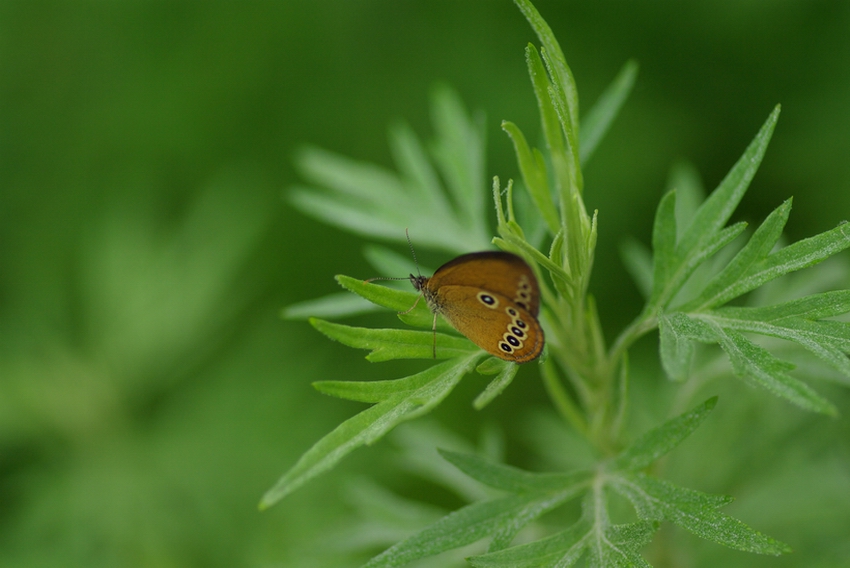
[{"x1": 268, "y1": 0, "x2": 850, "y2": 565}]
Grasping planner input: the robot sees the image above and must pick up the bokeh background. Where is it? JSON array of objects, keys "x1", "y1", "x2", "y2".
[{"x1": 1, "y1": 1, "x2": 849, "y2": 566}]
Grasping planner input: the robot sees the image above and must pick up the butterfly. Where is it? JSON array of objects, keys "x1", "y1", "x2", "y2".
[{"x1": 407, "y1": 251, "x2": 544, "y2": 363}]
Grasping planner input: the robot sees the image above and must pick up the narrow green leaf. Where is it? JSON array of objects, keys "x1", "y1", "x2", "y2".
[
  {"x1": 502, "y1": 120, "x2": 560, "y2": 233},
  {"x1": 611, "y1": 397, "x2": 717, "y2": 472},
  {"x1": 716, "y1": 290, "x2": 850, "y2": 322},
  {"x1": 474, "y1": 360, "x2": 521, "y2": 409},
  {"x1": 630, "y1": 475, "x2": 791, "y2": 555},
  {"x1": 705, "y1": 313, "x2": 850, "y2": 379},
  {"x1": 706, "y1": 321, "x2": 837, "y2": 415},
  {"x1": 364, "y1": 490, "x2": 576, "y2": 568},
  {"x1": 260, "y1": 355, "x2": 481, "y2": 508},
  {"x1": 580, "y1": 60, "x2": 638, "y2": 165},
  {"x1": 676, "y1": 106, "x2": 780, "y2": 259},
  {"x1": 439, "y1": 450, "x2": 590, "y2": 494},
  {"x1": 710, "y1": 220, "x2": 850, "y2": 305},
  {"x1": 684, "y1": 199, "x2": 792, "y2": 311},
  {"x1": 664, "y1": 221, "x2": 748, "y2": 308},
  {"x1": 658, "y1": 314, "x2": 694, "y2": 382},
  {"x1": 315, "y1": 370, "x2": 451, "y2": 404},
  {"x1": 524, "y1": 43, "x2": 568, "y2": 193},
  {"x1": 650, "y1": 189, "x2": 678, "y2": 302},
  {"x1": 667, "y1": 161, "x2": 706, "y2": 237},
  {"x1": 468, "y1": 519, "x2": 590, "y2": 568},
  {"x1": 282, "y1": 292, "x2": 379, "y2": 320},
  {"x1": 514, "y1": 0, "x2": 579, "y2": 136},
  {"x1": 336, "y1": 275, "x2": 438, "y2": 330},
  {"x1": 310, "y1": 318, "x2": 476, "y2": 362}
]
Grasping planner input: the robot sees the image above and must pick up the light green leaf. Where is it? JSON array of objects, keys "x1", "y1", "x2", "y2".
[
  {"x1": 706, "y1": 220, "x2": 850, "y2": 306},
  {"x1": 473, "y1": 359, "x2": 521, "y2": 410},
  {"x1": 514, "y1": 0, "x2": 579, "y2": 138},
  {"x1": 694, "y1": 318, "x2": 837, "y2": 415},
  {"x1": 468, "y1": 519, "x2": 590, "y2": 568},
  {"x1": 622, "y1": 474, "x2": 791, "y2": 555},
  {"x1": 260, "y1": 354, "x2": 482, "y2": 508},
  {"x1": 683, "y1": 198, "x2": 792, "y2": 311},
  {"x1": 310, "y1": 318, "x2": 477, "y2": 362},
  {"x1": 502, "y1": 120, "x2": 560, "y2": 233},
  {"x1": 718, "y1": 290, "x2": 850, "y2": 322},
  {"x1": 650, "y1": 189, "x2": 678, "y2": 302},
  {"x1": 282, "y1": 292, "x2": 379, "y2": 320},
  {"x1": 370, "y1": 482, "x2": 585, "y2": 567},
  {"x1": 658, "y1": 314, "x2": 694, "y2": 381},
  {"x1": 611, "y1": 397, "x2": 717, "y2": 472}
]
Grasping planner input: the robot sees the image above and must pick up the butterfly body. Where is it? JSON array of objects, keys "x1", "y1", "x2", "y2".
[{"x1": 410, "y1": 251, "x2": 544, "y2": 363}]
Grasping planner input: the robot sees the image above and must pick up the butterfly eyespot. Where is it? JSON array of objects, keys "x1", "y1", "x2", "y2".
[
  {"x1": 515, "y1": 301, "x2": 529, "y2": 311},
  {"x1": 499, "y1": 342, "x2": 514, "y2": 354},
  {"x1": 504, "y1": 334, "x2": 522, "y2": 348},
  {"x1": 510, "y1": 326, "x2": 525, "y2": 337},
  {"x1": 506, "y1": 307, "x2": 518, "y2": 317},
  {"x1": 515, "y1": 319, "x2": 527, "y2": 329},
  {"x1": 477, "y1": 292, "x2": 498, "y2": 308}
]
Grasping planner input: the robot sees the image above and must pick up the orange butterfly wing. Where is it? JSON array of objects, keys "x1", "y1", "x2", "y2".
[
  {"x1": 415, "y1": 251, "x2": 544, "y2": 363},
  {"x1": 434, "y1": 285, "x2": 544, "y2": 363}
]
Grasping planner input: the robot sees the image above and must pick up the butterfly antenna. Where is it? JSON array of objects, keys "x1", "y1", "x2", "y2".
[{"x1": 405, "y1": 228, "x2": 421, "y2": 278}]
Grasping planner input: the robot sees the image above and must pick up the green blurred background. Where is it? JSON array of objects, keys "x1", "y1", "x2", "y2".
[{"x1": 1, "y1": 1, "x2": 849, "y2": 566}]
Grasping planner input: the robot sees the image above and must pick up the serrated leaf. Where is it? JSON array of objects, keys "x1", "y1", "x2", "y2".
[
  {"x1": 623, "y1": 474, "x2": 791, "y2": 555},
  {"x1": 707, "y1": 220, "x2": 850, "y2": 306},
  {"x1": 611, "y1": 397, "x2": 717, "y2": 472},
  {"x1": 468, "y1": 519, "x2": 590, "y2": 568},
  {"x1": 704, "y1": 310, "x2": 850, "y2": 380},
  {"x1": 701, "y1": 319, "x2": 837, "y2": 415},
  {"x1": 473, "y1": 360, "x2": 520, "y2": 409},
  {"x1": 310, "y1": 318, "x2": 477, "y2": 362},
  {"x1": 676, "y1": 106, "x2": 780, "y2": 261},
  {"x1": 363, "y1": 490, "x2": 578, "y2": 568},
  {"x1": 260, "y1": 354, "x2": 482, "y2": 508},
  {"x1": 580, "y1": 60, "x2": 638, "y2": 165},
  {"x1": 718, "y1": 290, "x2": 850, "y2": 322},
  {"x1": 683, "y1": 198, "x2": 792, "y2": 311}
]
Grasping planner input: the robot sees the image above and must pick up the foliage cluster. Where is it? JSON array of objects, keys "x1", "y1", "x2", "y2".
[{"x1": 276, "y1": 1, "x2": 850, "y2": 565}]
